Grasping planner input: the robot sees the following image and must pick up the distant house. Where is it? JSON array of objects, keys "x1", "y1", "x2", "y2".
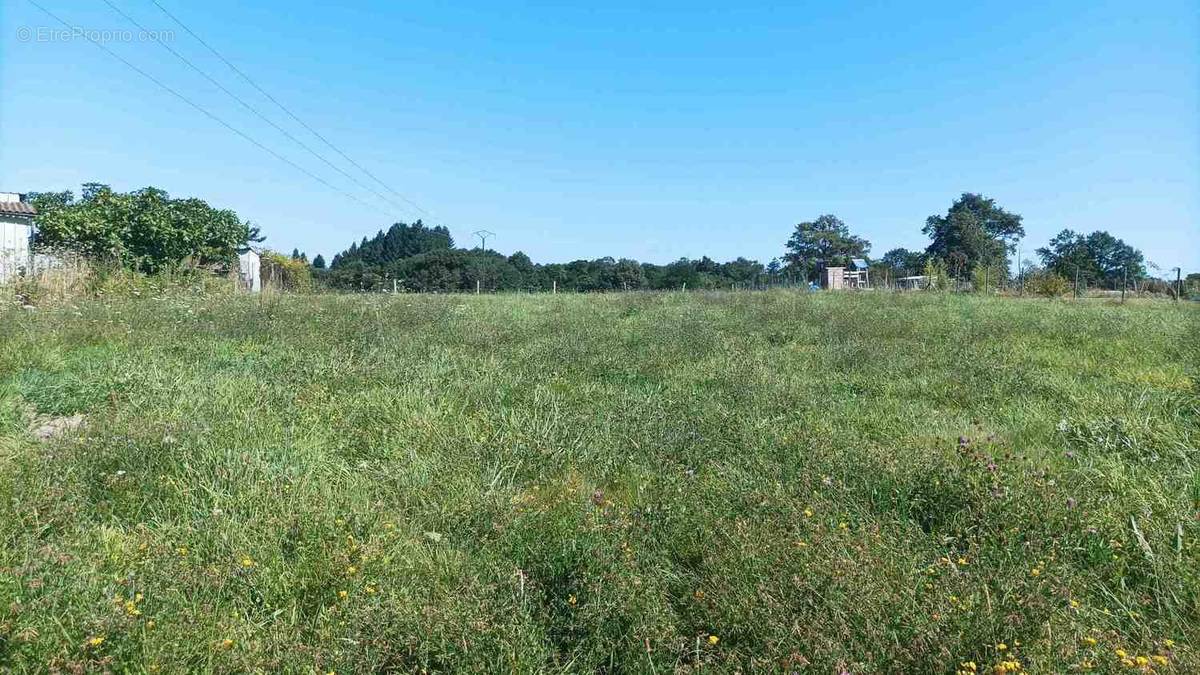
[
  {"x1": 237, "y1": 248, "x2": 261, "y2": 292},
  {"x1": 0, "y1": 192, "x2": 36, "y2": 283}
]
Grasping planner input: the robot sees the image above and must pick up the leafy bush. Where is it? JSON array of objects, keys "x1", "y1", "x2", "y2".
[{"x1": 1027, "y1": 270, "x2": 1071, "y2": 297}]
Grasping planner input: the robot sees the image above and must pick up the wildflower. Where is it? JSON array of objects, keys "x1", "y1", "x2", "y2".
[
  {"x1": 708, "y1": 635, "x2": 719, "y2": 645},
  {"x1": 1115, "y1": 649, "x2": 1127, "y2": 658},
  {"x1": 241, "y1": 557, "x2": 255, "y2": 568},
  {"x1": 365, "y1": 585, "x2": 377, "y2": 595},
  {"x1": 88, "y1": 636, "x2": 105, "y2": 647},
  {"x1": 337, "y1": 590, "x2": 348, "y2": 600},
  {"x1": 803, "y1": 508, "x2": 813, "y2": 517},
  {"x1": 146, "y1": 620, "x2": 156, "y2": 630},
  {"x1": 220, "y1": 638, "x2": 234, "y2": 650},
  {"x1": 1164, "y1": 639, "x2": 1175, "y2": 648},
  {"x1": 957, "y1": 557, "x2": 968, "y2": 565},
  {"x1": 568, "y1": 595, "x2": 577, "y2": 606},
  {"x1": 1153, "y1": 655, "x2": 1168, "y2": 665},
  {"x1": 346, "y1": 565, "x2": 358, "y2": 576},
  {"x1": 839, "y1": 522, "x2": 848, "y2": 530},
  {"x1": 1070, "y1": 599, "x2": 1080, "y2": 608},
  {"x1": 996, "y1": 643, "x2": 1007, "y2": 652},
  {"x1": 1029, "y1": 568, "x2": 1040, "y2": 577},
  {"x1": 1082, "y1": 636, "x2": 1096, "y2": 646},
  {"x1": 177, "y1": 547, "x2": 188, "y2": 556}
]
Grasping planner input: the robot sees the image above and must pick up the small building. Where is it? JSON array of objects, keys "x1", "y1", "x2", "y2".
[
  {"x1": 823, "y1": 266, "x2": 846, "y2": 290},
  {"x1": 0, "y1": 192, "x2": 37, "y2": 283},
  {"x1": 237, "y1": 249, "x2": 261, "y2": 292},
  {"x1": 822, "y1": 259, "x2": 871, "y2": 290}
]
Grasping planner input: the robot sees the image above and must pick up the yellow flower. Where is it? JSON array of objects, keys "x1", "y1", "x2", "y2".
[
  {"x1": 1029, "y1": 568, "x2": 1040, "y2": 577},
  {"x1": 1164, "y1": 639, "x2": 1175, "y2": 648},
  {"x1": 1115, "y1": 649, "x2": 1127, "y2": 658},
  {"x1": 708, "y1": 635, "x2": 719, "y2": 645},
  {"x1": 568, "y1": 595, "x2": 577, "y2": 606},
  {"x1": 241, "y1": 557, "x2": 255, "y2": 568},
  {"x1": 365, "y1": 585, "x2": 377, "y2": 595},
  {"x1": 803, "y1": 508, "x2": 813, "y2": 517},
  {"x1": 1082, "y1": 636, "x2": 1097, "y2": 646},
  {"x1": 220, "y1": 638, "x2": 234, "y2": 650},
  {"x1": 1070, "y1": 599, "x2": 1080, "y2": 608},
  {"x1": 337, "y1": 590, "x2": 348, "y2": 600},
  {"x1": 146, "y1": 620, "x2": 156, "y2": 630},
  {"x1": 1153, "y1": 655, "x2": 1169, "y2": 665},
  {"x1": 346, "y1": 565, "x2": 358, "y2": 576},
  {"x1": 995, "y1": 643, "x2": 1007, "y2": 651},
  {"x1": 177, "y1": 547, "x2": 188, "y2": 556},
  {"x1": 1135, "y1": 656, "x2": 1149, "y2": 667},
  {"x1": 957, "y1": 557, "x2": 968, "y2": 565},
  {"x1": 838, "y1": 522, "x2": 848, "y2": 530},
  {"x1": 88, "y1": 636, "x2": 105, "y2": 647}
]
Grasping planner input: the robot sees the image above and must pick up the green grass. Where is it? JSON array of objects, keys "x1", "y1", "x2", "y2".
[{"x1": 0, "y1": 291, "x2": 1196, "y2": 673}]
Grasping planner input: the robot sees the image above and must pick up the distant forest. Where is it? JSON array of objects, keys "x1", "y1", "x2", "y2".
[{"x1": 314, "y1": 193, "x2": 1154, "y2": 293}]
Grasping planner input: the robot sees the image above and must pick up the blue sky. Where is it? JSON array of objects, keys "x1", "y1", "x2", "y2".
[{"x1": 2, "y1": 0, "x2": 1197, "y2": 271}]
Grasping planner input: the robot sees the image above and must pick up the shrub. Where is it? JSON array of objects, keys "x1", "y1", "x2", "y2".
[{"x1": 1027, "y1": 270, "x2": 1070, "y2": 297}]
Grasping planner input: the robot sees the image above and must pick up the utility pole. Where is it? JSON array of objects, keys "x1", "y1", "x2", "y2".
[
  {"x1": 1121, "y1": 267, "x2": 1127, "y2": 303},
  {"x1": 473, "y1": 229, "x2": 495, "y2": 250},
  {"x1": 1174, "y1": 267, "x2": 1182, "y2": 302}
]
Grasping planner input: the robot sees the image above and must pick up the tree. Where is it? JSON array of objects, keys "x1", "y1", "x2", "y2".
[
  {"x1": 880, "y1": 248, "x2": 925, "y2": 277},
  {"x1": 923, "y1": 193, "x2": 1023, "y2": 280},
  {"x1": 329, "y1": 220, "x2": 453, "y2": 269},
  {"x1": 29, "y1": 184, "x2": 259, "y2": 273},
  {"x1": 783, "y1": 215, "x2": 871, "y2": 282},
  {"x1": 312, "y1": 254, "x2": 326, "y2": 269},
  {"x1": 1036, "y1": 229, "x2": 1145, "y2": 289}
]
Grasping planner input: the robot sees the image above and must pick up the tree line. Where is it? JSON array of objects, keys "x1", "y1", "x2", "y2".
[{"x1": 23, "y1": 184, "x2": 1168, "y2": 294}]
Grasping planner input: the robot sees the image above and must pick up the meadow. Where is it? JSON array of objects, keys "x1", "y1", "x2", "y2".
[{"x1": 0, "y1": 290, "x2": 1196, "y2": 673}]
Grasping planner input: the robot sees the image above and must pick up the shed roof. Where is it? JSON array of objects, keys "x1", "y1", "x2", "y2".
[
  {"x1": 0, "y1": 200, "x2": 36, "y2": 218},
  {"x1": 850, "y1": 258, "x2": 868, "y2": 269}
]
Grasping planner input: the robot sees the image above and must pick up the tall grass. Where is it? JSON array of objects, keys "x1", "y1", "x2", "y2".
[{"x1": 0, "y1": 291, "x2": 1196, "y2": 673}]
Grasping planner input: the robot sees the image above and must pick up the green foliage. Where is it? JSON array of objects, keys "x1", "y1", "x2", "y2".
[
  {"x1": 1037, "y1": 229, "x2": 1146, "y2": 289},
  {"x1": 923, "y1": 193, "x2": 1024, "y2": 279},
  {"x1": 311, "y1": 254, "x2": 327, "y2": 270},
  {"x1": 880, "y1": 247, "x2": 925, "y2": 277},
  {"x1": 260, "y1": 250, "x2": 314, "y2": 292},
  {"x1": 330, "y1": 221, "x2": 454, "y2": 268},
  {"x1": 783, "y1": 214, "x2": 871, "y2": 281},
  {"x1": 922, "y1": 257, "x2": 948, "y2": 290},
  {"x1": 1026, "y1": 269, "x2": 1072, "y2": 297},
  {"x1": 29, "y1": 184, "x2": 260, "y2": 273},
  {"x1": 0, "y1": 293, "x2": 1196, "y2": 672}
]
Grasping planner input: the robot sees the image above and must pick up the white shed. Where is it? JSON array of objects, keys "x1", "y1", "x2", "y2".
[
  {"x1": 0, "y1": 193, "x2": 36, "y2": 283},
  {"x1": 237, "y1": 249, "x2": 261, "y2": 292}
]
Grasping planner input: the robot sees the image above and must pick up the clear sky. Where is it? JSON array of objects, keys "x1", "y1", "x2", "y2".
[{"x1": 2, "y1": 0, "x2": 1197, "y2": 272}]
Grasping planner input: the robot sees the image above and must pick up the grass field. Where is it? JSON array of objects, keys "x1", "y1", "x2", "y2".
[{"x1": 0, "y1": 291, "x2": 1197, "y2": 673}]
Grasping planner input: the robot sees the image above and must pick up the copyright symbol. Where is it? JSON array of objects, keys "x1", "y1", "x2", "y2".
[{"x1": 16, "y1": 26, "x2": 32, "y2": 42}]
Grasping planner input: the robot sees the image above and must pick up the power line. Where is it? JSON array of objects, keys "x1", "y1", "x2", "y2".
[
  {"x1": 24, "y1": 0, "x2": 392, "y2": 219},
  {"x1": 148, "y1": 0, "x2": 433, "y2": 220},
  {"x1": 99, "y1": 0, "x2": 413, "y2": 221}
]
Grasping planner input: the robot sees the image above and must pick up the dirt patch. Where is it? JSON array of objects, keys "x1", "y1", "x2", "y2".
[{"x1": 31, "y1": 414, "x2": 87, "y2": 441}]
